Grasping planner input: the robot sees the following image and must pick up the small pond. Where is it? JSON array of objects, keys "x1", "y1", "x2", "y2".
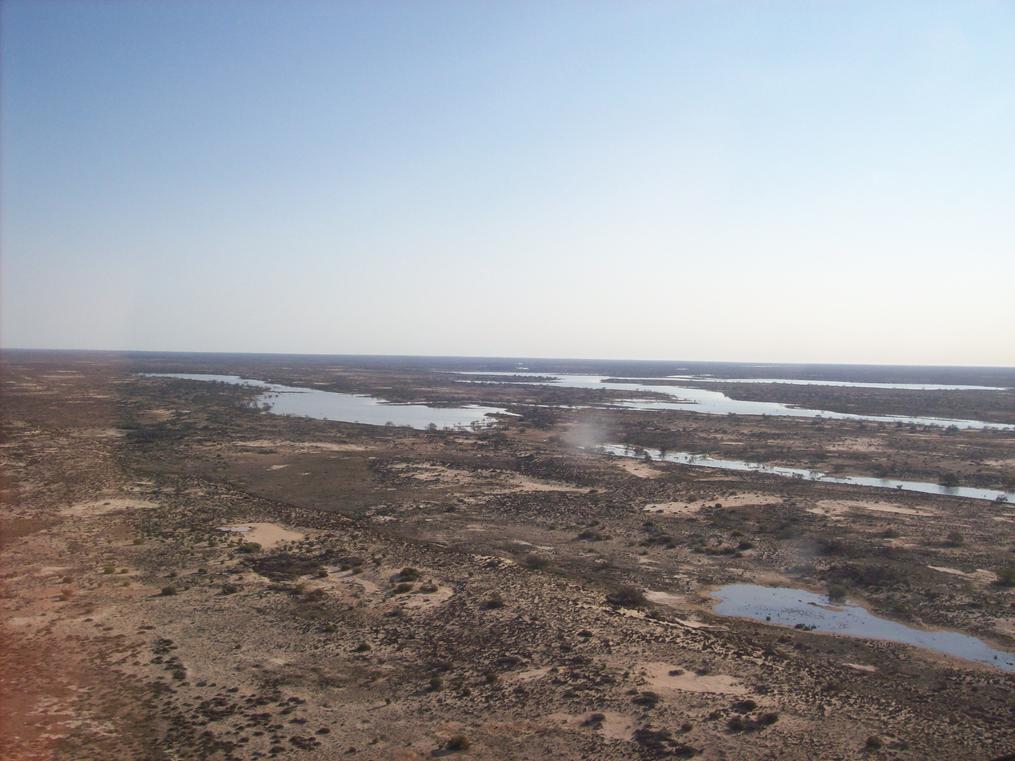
[{"x1": 711, "y1": 584, "x2": 1014, "y2": 672}]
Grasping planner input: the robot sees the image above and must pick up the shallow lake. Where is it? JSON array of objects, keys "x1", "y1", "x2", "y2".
[
  {"x1": 711, "y1": 584, "x2": 1015, "y2": 672},
  {"x1": 459, "y1": 373, "x2": 1014, "y2": 430},
  {"x1": 142, "y1": 373, "x2": 507, "y2": 430},
  {"x1": 665, "y1": 376, "x2": 1010, "y2": 391},
  {"x1": 600, "y1": 444, "x2": 1015, "y2": 503}
]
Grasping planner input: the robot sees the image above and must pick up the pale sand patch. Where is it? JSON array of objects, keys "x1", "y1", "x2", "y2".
[
  {"x1": 614, "y1": 459, "x2": 663, "y2": 479},
  {"x1": 219, "y1": 522, "x2": 304, "y2": 549},
  {"x1": 928, "y1": 566, "x2": 997, "y2": 583},
  {"x1": 644, "y1": 590, "x2": 686, "y2": 607},
  {"x1": 504, "y1": 667, "x2": 551, "y2": 684},
  {"x1": 826, "y1": 437, "x2": 885, "y2": 453},
  {"x1": 62, "y1": 498, "x2": 158, "y2": 517},
  {"x1": 640, "y1": 661, "x2": 747, "y2": 695},
  {"x1": 646, "y1": 492, "x2": 781, "y2": 515},
  {"x1": 845, "y1": 662, "x2": 877, "y2": 673},
  {"x1": 390, "y1": 463, "x2": 586, "y2": 493},
  {"x1": 812, "y1": 499, "x2": 933, "y2": 517},
  {"x1": 547, "y1": 711, "x2": 636, "y2": 742},
  {"x1": 400, "y1": 584, "x2": 454, "y2": 611},
  {"x1": 984, "y1": 457, "x2": 1015, "y2": 468},
  {"x1": 237, "y1": 439, "x2": 371, "y2": 453}
]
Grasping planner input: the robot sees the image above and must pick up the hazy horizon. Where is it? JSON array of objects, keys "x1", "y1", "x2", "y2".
[{"x1": 3, "y1": 1, "x2": 1013, "y2": 365}]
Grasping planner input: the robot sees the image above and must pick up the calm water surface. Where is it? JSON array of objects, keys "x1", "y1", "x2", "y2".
[
  {"x1": 600, "y1": 444, "x2": 1015, "y2": 503},
  {"x1": 665, "y1": 376, "x2": 1010, "y2": 391},
  {"x1": 711, "y1": 584, "x2": 1015, "y2": 672},
  {"x1": 143, "y1": 373, "x2": 507, "y2": 430},
  {"x1": 460, "y1": 373, "x2": 1014, "y2": 430}
]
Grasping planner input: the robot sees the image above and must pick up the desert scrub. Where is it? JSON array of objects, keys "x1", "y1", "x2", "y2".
[
  {"x1": 521, "y1": 553, "x2": 550, "y2": 570},
  {"x1": 481, "y1": 592, "x2": 505, "y2": 609},
  {"x1": 826, "y1": 581, "x2": 848, "y2": 602},
  {"x1": 996, "y1": 562, "x2": 1015, "y2": 588},
  {"x1": 159, "y1": 585, "x2": 178, "y2": 596},
  {"x1": 607, "y1": 585, "x2": 646, "y2": 608},
  {"x1": 445, "y1": 735, "x2": 469, "y2": 752},
  {"x1": 943, "y1": 531, "x2": 964, "y2": 547}
]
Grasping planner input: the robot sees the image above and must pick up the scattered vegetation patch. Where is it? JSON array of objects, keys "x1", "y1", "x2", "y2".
[
  {"x1": 607, "y1": 585, "x2": 646, "y2": 608},
  {"x1": 247, "y1": 552, "x2": 324, "y2": 581},
  {"x1": 631, "y1": 726, "x2": 698, "y2": 757}
]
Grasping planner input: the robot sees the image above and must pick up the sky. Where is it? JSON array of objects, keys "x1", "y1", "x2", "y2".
[{"x1": 2, "y1": 1, "x2": 1013, "y2": 366}]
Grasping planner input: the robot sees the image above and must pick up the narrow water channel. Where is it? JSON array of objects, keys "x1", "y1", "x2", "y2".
[{"x1": 600, "y1": 444, "x2": 1014, "y2": 503}]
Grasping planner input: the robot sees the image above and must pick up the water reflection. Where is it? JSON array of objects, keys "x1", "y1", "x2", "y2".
[
  {"x1": 460, "y1": 373, "x2": 1014, "y2": 431},
  {"x1": 600, "y1": 444, "x2": 1014, "y2": 503},
  {"x1": 711, "y1": 584, "x2": 1014, "y2": 672},
  {"x1": 142, "y1": 373, "x2": 506, "y2": 430}
]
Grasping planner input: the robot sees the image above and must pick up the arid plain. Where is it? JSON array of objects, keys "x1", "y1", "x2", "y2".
[{"x1": 2, "y1": 351, "x2": 1013, "y2": 760}]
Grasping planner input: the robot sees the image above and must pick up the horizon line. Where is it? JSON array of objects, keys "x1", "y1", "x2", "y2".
[{"x1": 2, "y1": 346, "x2": 1014, "y2": 371}]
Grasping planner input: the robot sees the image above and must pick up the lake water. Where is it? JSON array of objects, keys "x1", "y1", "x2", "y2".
[
  {"x1": 600, "y1": 444, "x2": 1015, "y2": 503},
  {"x1": 711, "y1": 584, "x2": 1015, "y2": 672},
  {"x1": 666, "y1": 376, "x2": 1010, "y2": 391},
  {"x1": 142, "y1": 373, "x2": 507, "y2": 430},
  {"x1": 460, "y1": 373, "x2": 1014, "y2": 431}
]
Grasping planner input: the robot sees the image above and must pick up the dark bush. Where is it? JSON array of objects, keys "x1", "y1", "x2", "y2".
[
  {"x1": 521, "y1": 553, "x2": 550, "y2": 569},
  {"x1": 826, "y1": 582, "x2": 848, "y2": 602},
  {"x1": 632, "y1": 691, "x2": 660, "y2": 708},
  {"x1": 482, "y1": 593, "x2": 504, "y2": 610},
  {"x1": 996, "y1": 563, "x2": 1015, "y2": 588},
  {"x1": 445, "y1": 735, "x2": 470, "y2": 751},
  {"x1": 943, "y1": 531, "x2": 964, "y2": 547},
  {"x1": 606, "y1": 585, "x2": 646, "y2": 608}
]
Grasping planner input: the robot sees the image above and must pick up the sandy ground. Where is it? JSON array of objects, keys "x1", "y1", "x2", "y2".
[
  {"x1": 218, "y1": 522, "x2": 306, "y2": 549},
  {"x1": 2, "y1": 354, "x2": 1014, "y2": 760}
]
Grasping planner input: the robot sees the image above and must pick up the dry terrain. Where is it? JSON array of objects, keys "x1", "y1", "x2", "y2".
[{"x1": 2, "y1": 352, "x2": 1014, "y2": 760}]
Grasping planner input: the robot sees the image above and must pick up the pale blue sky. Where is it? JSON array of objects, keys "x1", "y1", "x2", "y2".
[{"x1": 2, "y1": 1, "x2": 1013, "y2": 364}]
